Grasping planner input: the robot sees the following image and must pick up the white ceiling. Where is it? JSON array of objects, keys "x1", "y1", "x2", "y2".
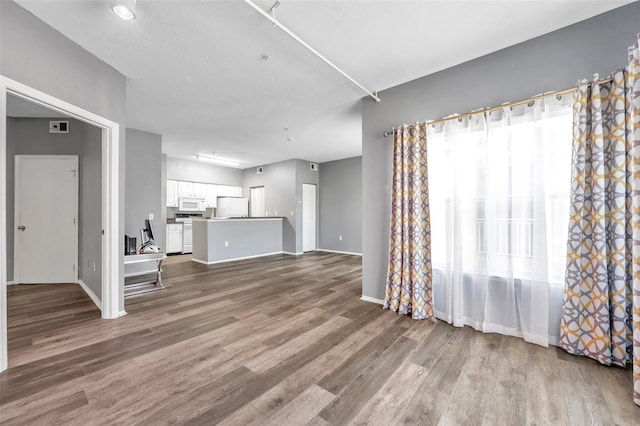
[{"x1": 14, "y1": 0, "x2": 633, "y2": 168}]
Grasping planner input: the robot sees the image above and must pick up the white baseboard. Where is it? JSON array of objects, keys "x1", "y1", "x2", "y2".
[
  {"x1": 7, "y1": 281, "x2": 16, "y2": 286},
  {"x1": 282, "y1": 251, "x2": 304, "y2": 256},
  {"x1": 118, "y1": 310, "x2": 128, "y2": 317},
  {"x1": 317, "y1": 249, "x2": 362, "y2": 256},
  {"x1": 192, "y1": 251, "x2": 284, "y2": 265},
  {"x1": 360, "y1": 295, "x2": 384, "y2": 305},
  {"x1": 78, "y1": 279, "x2": 102, "y2": 311}
]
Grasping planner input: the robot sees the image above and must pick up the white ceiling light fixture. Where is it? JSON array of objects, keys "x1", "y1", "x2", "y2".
[
  {"x1": 111, "y1": 2, "x2": 136, "y2": 21},
  {"x1": 196, "y1": 154, "x2": 241, "y2": 167},
  {"x1": 242, "y1": 0, "x2": 381, "y2": 103}
]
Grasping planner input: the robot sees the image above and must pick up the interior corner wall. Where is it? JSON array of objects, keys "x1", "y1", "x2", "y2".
[
  {"x1": 318, "y1": 156, "x2": 362, "y2": 254},
  {"x1": 160, "y1": 154, "x2": 167, "y2": 238},
  {"x1": 242, "y1": 160, "x2": 297, "y2": 253},
  {"x1": 80, "y1": 124, "x2": 102, "y2": 298},
  {"x1": 361, "y1": 2, "x2": 640, "y2": 300},
  {"x1": 294, "y1": 159, "x2": 320, "y2": 254},
  {"x1": 1, "y1": 0, "x2": 127, "y2": 308},
  {"x1": 125, "y1": 128, "x2": 163, "y2": 251}
]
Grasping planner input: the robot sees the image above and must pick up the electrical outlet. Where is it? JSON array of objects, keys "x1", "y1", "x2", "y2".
[
  {"x1": 86, "y1": 259, "x2": 90, "y2": 267},
  {"x1": 265, "y1": 211, "x2": 269, "y2": 216},
  {"x1": 290, "y1": 211, "x2": 294, "y2": 216},
  {"x1": 339, "y1": 235, "x2": 343, "y2": 241},
  {"x1": 275, "y1": 211, "x2": 278, "y2": 216},
  {"x1": 149, "y1": 213, "x2": 154, "y2": 220},
  {"x1": 93, "y1": 261, "x2": 96, "y2": 272},
  {"x1": 224, "y1": 241, "x2": 229, "y2": 247}
]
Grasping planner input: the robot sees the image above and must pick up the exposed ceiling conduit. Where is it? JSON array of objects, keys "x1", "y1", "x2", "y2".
[{"x1": 241, "y1": 0, "x2": 381, "y2": 103}]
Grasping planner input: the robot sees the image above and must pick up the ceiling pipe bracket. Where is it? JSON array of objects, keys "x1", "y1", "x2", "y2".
[{"x1": 242, "y1": 0, "x2": 381, "y2": 103}]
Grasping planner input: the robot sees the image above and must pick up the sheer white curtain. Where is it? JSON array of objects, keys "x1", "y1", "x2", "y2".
[{"x1": 427, "y1": 94, "x2": 573, "y2": 346}]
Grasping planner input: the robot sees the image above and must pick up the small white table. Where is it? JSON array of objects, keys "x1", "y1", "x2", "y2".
[{"x1": 124, "y1": 252, "x2": 165, "y2": 297}]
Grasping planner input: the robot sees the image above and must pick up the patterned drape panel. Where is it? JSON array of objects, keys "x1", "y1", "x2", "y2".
[
  {"x1": 559, "y1": 71, "x2": 633, "y2": 367},
  {"x1": 560, "y1": 33, "x2": 640, "y2": 407},
  {"x1": 384, "y1": 124, "x2": 434, "y2": 320},
  {"x1": 629, "y1": 33, "x2": 640, "y2": 408}
]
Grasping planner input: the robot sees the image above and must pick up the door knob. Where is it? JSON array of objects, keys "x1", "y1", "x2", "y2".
[{"x1": 17, "y1": 225, "x2": 26, "y2": 231}]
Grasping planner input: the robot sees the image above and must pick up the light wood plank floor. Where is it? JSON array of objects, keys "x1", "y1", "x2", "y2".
[{"x1": 1, "y1": 252, "x2": 638, "y2": 425}]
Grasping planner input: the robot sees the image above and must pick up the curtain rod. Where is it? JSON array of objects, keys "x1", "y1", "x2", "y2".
[
  {"x1": 382, "y1": 77, "x2": 614, "y2": 137},
  {"x1": 242, "y1": 0, "x2": 381, "y2": 103}
]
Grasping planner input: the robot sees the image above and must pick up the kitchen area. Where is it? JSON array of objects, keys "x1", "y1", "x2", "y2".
[
  {"x1": 165, "y1": 179, "x2": 246, "y2": 255},
  {"x1": 163, "y1": 157, "x2": 319, "y2": 262}
]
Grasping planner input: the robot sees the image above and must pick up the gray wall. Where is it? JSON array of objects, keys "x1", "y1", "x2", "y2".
[
  {"x1": 125, "y1": 128, "x2": 163, "y2": 251},
  {"x1": 361, "y1": 2, "x2": 640, "y2": 300},
  {"x1": 294, "y1": 159, "x2": 320, "y2": 254},
  {"x1": 1, "y1": 0, "x2": 127, "y2": 308},
  {"x1": 167, "y1": 157, "x2": 244, "y2": 186},
  {"x1": 160, "y1": 154, "x2": 167, "y2": 240},
  {"x1": 319, "y1": 156, "x2": 362, "y2": 254},
  {"x1": 243, "y1": 159, "x2": 297, "y2": 253},
  {"x1": 80, "y1": 125, "x2": 103, "y2": 295},
  {"x1": 5, "y1": 117, "x2": 102, "y2": 297}
]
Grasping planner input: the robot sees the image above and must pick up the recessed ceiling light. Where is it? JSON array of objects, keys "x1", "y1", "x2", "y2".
[
  {"x1": 111, "y1": 4, "x2": 136, "y2": 21},
  {"x1": 286, "y1": 137, "x2": 295, "y2": 141}
]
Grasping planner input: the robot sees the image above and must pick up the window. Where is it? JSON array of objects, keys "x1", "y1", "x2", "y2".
[{"x1": 427, "y1": 99, "x2": 572, "y2": 283}]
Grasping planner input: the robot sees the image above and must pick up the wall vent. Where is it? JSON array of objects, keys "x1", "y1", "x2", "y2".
[
  {"x1": 49, "y1": 120, "x2": 69, "y2": 133},
  {"x1": 309, "y1": 162, "x2": 318, "y2": 171},
  {"x1": 257, "y1": 166, "x2": 264, "y2": 174}
]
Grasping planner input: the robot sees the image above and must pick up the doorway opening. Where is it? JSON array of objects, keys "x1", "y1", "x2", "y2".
[
  {"x1": 250, "y1": 186, "x2": 265, "y2": 217},
  {"x1": 302, "y1": 183, "x2": 317, "y2": 252},
  {"x1": 0, "y1": 76, "x2": 122, "y2": 372}
]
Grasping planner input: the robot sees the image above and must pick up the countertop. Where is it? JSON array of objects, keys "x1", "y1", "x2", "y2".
[{"x1": 193, "y1": 217, "x2": 285, "y2": 221}]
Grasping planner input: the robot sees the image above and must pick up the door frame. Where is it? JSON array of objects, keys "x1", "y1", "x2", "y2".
[
  {"x1": 0, "y1": 75, "x2": 122, "y2": 373},
  {"x1": 14, "y1": 155, "x2": 79, "y2": 284},
  {"x1": 249, "y1": 185, "x2": 265, "y2": 217}
]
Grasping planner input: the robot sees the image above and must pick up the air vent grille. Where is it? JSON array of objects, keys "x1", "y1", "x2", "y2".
[{"x1": 49, "y1": 120, "x2": 69, "y2": 133}]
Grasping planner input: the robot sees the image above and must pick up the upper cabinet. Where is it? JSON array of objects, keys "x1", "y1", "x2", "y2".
[
  {"x1": 178, "y1": 181, "x2": 194, "y2": 197},
  {"x1": 193, "y1": 183, "x2": 208, "y2": 198},
  {"x1": 205, "y1": 184, "x2": 217, "y2": 208},
  {"x1": 168, "y1": 180, "x2": 243, "y2": 208},
  {"x1": 216, "y1": 185, "x2": 243, "y2": 197},
  {"x1": 167, "y1": 180, "x2": 178, "y2": 207}
]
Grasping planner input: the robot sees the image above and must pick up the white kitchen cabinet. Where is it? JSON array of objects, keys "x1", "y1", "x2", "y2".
[
  {"x1": 193, "y1": 182, "x2": 208, "y2": 198},
  {"x1": 166, "y1": 180, "x2": 178, "y2": 207},
  {"x1": 178, "y1": 181, "x2": 194, "y2": 197},
  {"x1": 205, "y1": 184, "x2": 218, "y2": 208},
  {"x1": 166, "y1": 223, "x2": 183, "y2": 253},
  {"x1": 215, "y1": 185, "x2": 243, "y2": 197}
]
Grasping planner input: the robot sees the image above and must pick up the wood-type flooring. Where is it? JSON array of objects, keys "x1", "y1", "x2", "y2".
[{"x1": 1, "y1": 252, "x2": 638, "y2": 425}]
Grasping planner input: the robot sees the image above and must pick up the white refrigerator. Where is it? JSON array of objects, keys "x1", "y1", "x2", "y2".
[{"x1": 216, "y1": 197, "x2": 249, "y2": 218}]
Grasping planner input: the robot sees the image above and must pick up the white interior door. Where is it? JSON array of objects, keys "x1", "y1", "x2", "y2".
[
  {"x1": 302, "y1": 183, "x2": 316, "y2": 252},
  {"x1": 250, "y1": 186, "x2": 265, "y2": 217},
  {"x1": 15, "y1": 156, "x2": 78, "y2": 284}
]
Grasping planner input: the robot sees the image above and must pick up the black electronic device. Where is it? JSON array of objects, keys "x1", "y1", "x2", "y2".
[
  {"x1": 143, "y1": 219, "x2": 155, "y2": 243},
  {"x1": 139, "y1": 219, "x2": 160, "y2": 254},
  {"x1": 124, "y1": 235, "x2": 137, "y2": 255}
]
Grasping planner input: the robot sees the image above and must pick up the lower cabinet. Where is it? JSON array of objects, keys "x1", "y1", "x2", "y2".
[{"x1": 166, "y1": 223, "x2": 183, "y2": 254}]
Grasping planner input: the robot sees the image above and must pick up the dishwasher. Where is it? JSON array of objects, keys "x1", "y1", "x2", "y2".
[
  {"x1": 176, "y1": 213, "x2": 200, "y2": 254},
  {"x1": 181, "y1": 220, "x2": 193, "y2": 254}
]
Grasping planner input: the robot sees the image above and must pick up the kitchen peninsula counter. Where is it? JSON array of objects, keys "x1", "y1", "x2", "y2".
[{"x1": 191, "y1": 217, "x2": 283, "y2": 264}]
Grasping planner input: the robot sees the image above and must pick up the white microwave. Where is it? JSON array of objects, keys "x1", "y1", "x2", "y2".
[{"x1": 178, "y1": 197, "x2": 206, "y2": 212}]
